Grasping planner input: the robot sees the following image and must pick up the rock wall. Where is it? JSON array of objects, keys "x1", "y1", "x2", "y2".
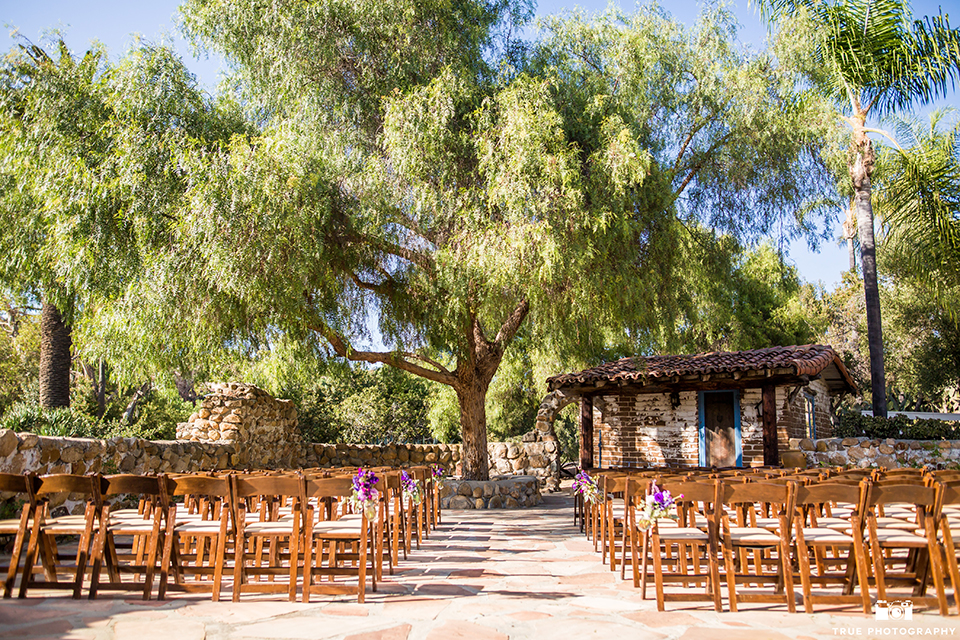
[
  {"x1": 791, "y1": 436, "x2": 960, "y2": 468},
  {"x1": 176, "y1": 383, "x2": 301, "y2": 468}
]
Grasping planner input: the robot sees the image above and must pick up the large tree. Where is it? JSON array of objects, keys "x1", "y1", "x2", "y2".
[
  {"x1": 755, "y1": 0, "x2": 960, "y2": 416},
  {"x1": 108, "y1": 1, "x2": 837, "y2": 480}
]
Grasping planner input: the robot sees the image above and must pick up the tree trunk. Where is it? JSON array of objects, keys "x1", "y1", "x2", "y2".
[
  {"x1": 38, "y1": 301, "x2": 72, "y2": 409},
  {"x1": 850, "y1": 122, "x2": 887, "y2": 417},
  {"x1": 456, "y1": 381, "x2": 491, "y2": 480},
  {"x1": 96, "y1": 358, "x2": 107, "y2": 419}
]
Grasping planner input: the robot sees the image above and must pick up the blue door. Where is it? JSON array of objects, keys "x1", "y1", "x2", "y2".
[{"x1": 698, "y1": 390, "x2": 742, "y2": 467}]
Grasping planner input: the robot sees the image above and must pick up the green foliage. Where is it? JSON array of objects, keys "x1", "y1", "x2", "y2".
[
  {"x1": 0, "y1": 402, "x2": 97, "y2": 437},
  {"x1": 835, "y1": 411, "x2": 960, "y2": 440},
  {"x1": 426, "y1": 384, "x2": 462, "y2": 444},
  {"x1": 280, "y1": 365, "x2": 432, "y2": 445},
  {"x1": 0, "y1": 307, "x2": 40, "y2": 413},
  {"x1": 757, "y1": 0, "x2": 960, "y2": 118}
]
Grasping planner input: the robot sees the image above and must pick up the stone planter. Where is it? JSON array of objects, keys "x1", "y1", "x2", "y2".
[{"x1": 440, "y1": 475, "x2": 542, "y2": 509}]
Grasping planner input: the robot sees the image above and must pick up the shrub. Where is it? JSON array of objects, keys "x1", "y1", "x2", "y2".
[
  {"x1": 834, "y1": 411, "x2": 960, "y2": 440},
  {"x1": 0, "y1": 403, "x2": 97, "y2": 437}
]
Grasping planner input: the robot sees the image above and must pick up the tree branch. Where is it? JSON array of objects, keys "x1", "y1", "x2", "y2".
[
  {"x1": 308, "y1": 318, "x2": 457, "y2": 386},
  {"x1": 494, "y1": 299, "x2": 530, "y2": 347}
]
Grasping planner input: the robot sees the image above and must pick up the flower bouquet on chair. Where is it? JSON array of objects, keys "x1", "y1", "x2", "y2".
[
  {"x1": 351, "y1": 467, "x2": 381, "y2": 521},
  {"x1": 573, "y1": 469, "x2": 601, "y2": 504},
  {"x1": 636, "y1": 482, "x2": 680, "y2": 532},
  {"x1": 430, "y1": 464, "x2": 447, "y2": 491},
  {"x1": 401, "y1": 470, "x2": 423, "y2": 506}
]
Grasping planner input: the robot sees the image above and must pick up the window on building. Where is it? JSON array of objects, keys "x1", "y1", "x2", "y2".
[{"x1": 804, "y1": 391, "x2": 816, "y2": 439}]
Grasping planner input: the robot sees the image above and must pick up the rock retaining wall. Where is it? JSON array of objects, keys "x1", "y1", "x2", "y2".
[
  {"x1": 176, "y1": 383, "x2": 301, "y2": 468},
  {"x1": 440, "y1": 475, "x2": 541, "y2": 509},
  {"x1": 790, "y1": 437, "x2": 960, "y2": 468}
]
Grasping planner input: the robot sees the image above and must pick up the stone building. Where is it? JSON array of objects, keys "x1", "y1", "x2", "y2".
[{"x1": 545, "y1": 345, "x2": 858, "y2": 469}]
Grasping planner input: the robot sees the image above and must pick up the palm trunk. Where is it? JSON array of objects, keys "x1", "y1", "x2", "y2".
[
  {"x1": 850, "y1": 123, "x2": 887, "y2": 417},
  {"x1": 456, "y1": 381, "x2": 491, "y2": 480},
  {"x1": 38, "y1": 301, "x2": 72, "y2": 409}
]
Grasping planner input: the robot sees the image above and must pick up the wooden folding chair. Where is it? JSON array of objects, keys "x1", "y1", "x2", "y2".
[
  {"x1": 719, "y1": 480, "x2": 796, "y2": 612},
  {"x1": 88, "y1": 474, "x2": 167, "y2": 600},
  {"x1": 936, "y1": 481, "x2": 960, "y2": 615},
  {"x1": 792, "y1": 480, "x2": 871, "y2": 613},
  {"x1": 630, "y1": 478, "x2": 723, "y2": 611},
  {"x1": 864, "y1": 482, "x2": 949, "y2": 615},
  {"x1": 18, "y1": 474, "x2": 102, "y2": 599},
  {"x1": 158, "y1": 474, "x2": 234, "y2": 601},
  {"x1": 0, "y1": 473, "x2": 38, "y2": 598},
  {"x1": 231, "y1": 474, "x2": 304, "y2": 602},
  {"x1": 302, "y1": 475, "x2": 376, "y2": 603}
]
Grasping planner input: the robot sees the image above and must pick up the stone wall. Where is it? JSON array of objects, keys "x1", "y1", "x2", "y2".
[
  {"x1": 176, "y1": 383, "x2": 301, "y2": 469},
  {"x1": 440, "y1": 476, "x2": 541, "y2": 509},
  {"x1": 791, "y1": 436, "x2": 960, "y2": 468}
]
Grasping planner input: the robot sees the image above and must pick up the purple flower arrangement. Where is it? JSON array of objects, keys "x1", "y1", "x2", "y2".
[
  {"x1": 351, "y1": 467, "x2": 380, "y2": 521},
  {"x1": 431, "y1": 464, "x2": 447, "y2": 490},
  {"x1": 572, "y1": 470, "x2": 601, "y2": 504},
  {"x1": 401, "y1": 470, "x2": 423, "y2": 506},
  {"x1": 636, "y1": 481, "x2": 681, "y2": 532}
]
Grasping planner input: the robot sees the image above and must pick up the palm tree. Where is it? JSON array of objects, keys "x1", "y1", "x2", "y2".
[
  {"x1": 876, "y1": 110, "x2": 960, "y2": 300},
  {"x1": 755, "y1": 0, "x2": 960, "y2": 416}
]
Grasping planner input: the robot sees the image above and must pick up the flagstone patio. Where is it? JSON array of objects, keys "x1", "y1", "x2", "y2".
[{"x1": 0, "y1": 487, "x2": 953, "y2": 640}]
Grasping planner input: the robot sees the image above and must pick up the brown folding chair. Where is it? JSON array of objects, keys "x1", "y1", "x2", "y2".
[
  {"x1": 792, "y1": 480, "x2": 871, "y2": 613},
  {"x1": 302, "y1": 475, "x2": 376, "y2": 603},
  {"x1": 719, "y1": 480, "x2": 796, "y2": 612},
  {"x1": 159, "y1": 474, "x2": 234, "y2": 601},
  {"x1": 88, "y1": 474, "x2": 167, "y2": 600},
  {"x1": 864, "y1": 482, "x2": 949, "y2": 615},
  {"x1": 18, "y1": 474, "x2": 102, "y2": 598},
  {"x1": 0, "y1": 473, "x2": 38, "y2": 598},
  {"x1": 937, "y1": 481, "x2": 960, "y2": 615},
  {"x1": 630, "y1": 478, "x2": 722, "y2": 611},
  {"x1": 231, "y1": 474, "x2": 304, "y2": 602}
]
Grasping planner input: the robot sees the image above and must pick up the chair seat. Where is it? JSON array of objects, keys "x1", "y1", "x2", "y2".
[
  {"x1": 753, "y1": 517, "x2": 782, "y2": 531},
  {"x1": 799, "y1": 527, "x2": 856, "y2": 545},
  {"x1": 41, "y1": 521, "x2": 96, "y2": 534},
  {"x1": 872, "y1": 528, "x2": 928, "y2": 546},
  {"x1": 874, "y1": 517, "x2": 919, "y2": 530},
  {"x1": 0, "y1": 517, "x2": 30, "y2": 533},
  {"x1": 658, "y1": 527, "x2": 708, "y2": 541},
  {"x1": 108, "y1": 520, "x2": 157, "y2": 533},
  {"x1": 813, "y1": 517, "x2": 849, "y2": 528},
  {"x1": 175, "y1": 520, "x2": 226, "y2": 534},
  {"x1": 312, "y1": 521, "x2": 363, "y2": 536},
  {"x1": 728, "y1": 527, "x2": 782, "y2": 545},
  {"x1": 244, "y1": 521, "x2": 297, "y2": 534}
]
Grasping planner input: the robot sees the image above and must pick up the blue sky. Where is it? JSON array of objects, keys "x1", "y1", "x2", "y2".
[{"x1": 3, "y1": 0, "x2": 957, "y2": 290}]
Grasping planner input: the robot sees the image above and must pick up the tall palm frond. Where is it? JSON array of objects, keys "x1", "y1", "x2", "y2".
[
  {"x1": 876, "y1": 110, "x2": 960, "y2": 298},
  {"x1": 754, "y1": 0, "x2": 960, "y2": 117}
]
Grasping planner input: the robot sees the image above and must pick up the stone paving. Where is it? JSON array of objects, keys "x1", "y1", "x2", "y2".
[{"x1": 0, "y1": 489, "x2": 956, "y2": 640}]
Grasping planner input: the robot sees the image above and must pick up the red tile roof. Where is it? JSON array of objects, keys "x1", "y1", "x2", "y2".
[{"x1": 546, "y1": 344, "x2": 857, "y2": 393}]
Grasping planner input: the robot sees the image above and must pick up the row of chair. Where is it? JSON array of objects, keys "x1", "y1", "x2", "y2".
[
  {"x1": 0, "y1": 464, "x2": 443, "y2": 603},
  {"x1": 578, "y1": 465, "x2": 960, "y2": 616}
]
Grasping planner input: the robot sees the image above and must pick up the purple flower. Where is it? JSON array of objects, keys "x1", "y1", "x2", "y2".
[
  {"x1": 401, "y1": 470, "x2": 417, "y2": 493},
  {"x1": 352, "y1": 467, "x2": 380, "y2": 501},
  {"x1": 431, "y1": 464, "x2": 445, "y2": 479}
]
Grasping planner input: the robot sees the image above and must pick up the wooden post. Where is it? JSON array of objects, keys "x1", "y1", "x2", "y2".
[
  {"x1": 579, "y1": 395, "x2": 594, "y2": 470},
  {"x1": 762, "y1": 383, "x2": 778, "y2": 466}
]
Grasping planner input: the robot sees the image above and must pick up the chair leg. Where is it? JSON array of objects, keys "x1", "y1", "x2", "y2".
[{"x1": 3, "y1": 505, "x2": 31, "y2": 598}]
